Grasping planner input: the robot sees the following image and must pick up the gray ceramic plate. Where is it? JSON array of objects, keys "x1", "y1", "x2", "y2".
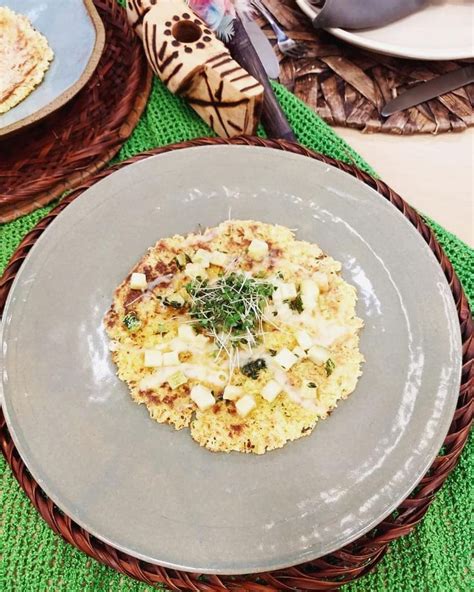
[
  {"x1": 0, "y1": 0, "x2": 105, "y2": 137},
  {"x1": 0, "y1": 146, "x2": 461, "y2": 574}
]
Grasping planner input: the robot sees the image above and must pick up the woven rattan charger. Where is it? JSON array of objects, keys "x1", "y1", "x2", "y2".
[
  {"x1": 0, "y1": 0, "x2": 153, "y2": 224},
  {"x1": 0, "y1": 136, "x2": 472, "y2": 591},
  {"x1": 256, "y1": 0, "x2": 473, "y2": 135}
]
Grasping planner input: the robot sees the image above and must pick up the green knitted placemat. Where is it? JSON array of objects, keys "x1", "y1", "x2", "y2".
[{"x1": 0, "y1": 78, "x2": 472, "y2": 591}]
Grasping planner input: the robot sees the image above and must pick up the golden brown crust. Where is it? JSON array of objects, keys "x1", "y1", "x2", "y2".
[
  {"x1": 104, "y1": 220, "x2": 364, "y2": 454},
  {"x1": 0, "y1": 7, "x2": 54, "y2": 114}
]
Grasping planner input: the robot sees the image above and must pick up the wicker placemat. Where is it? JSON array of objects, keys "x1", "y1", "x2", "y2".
[
  {"x1": 0, "y1": 0, "x2": 152, "y2": 224},
  {"x1": 257, "y1": 0, "x2": 474, "y2": 134},
  {"x1": 0, "y1": 136, "x2": 472, "y2": 591}
]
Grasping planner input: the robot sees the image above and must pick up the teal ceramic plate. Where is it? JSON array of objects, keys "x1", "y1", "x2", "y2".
[
  {"x1": 0, "y1": 0, "x2": 105, "y2": 137},
  {"x1": 0, "y1": 146, "x2": 461, "y2": 574}
]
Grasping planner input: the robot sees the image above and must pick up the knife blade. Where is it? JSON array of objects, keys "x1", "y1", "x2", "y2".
[
  {"x1": 381, "y1": 65, "x2": 474, "y2": 117},
  {"x1": 241, "y1": 16, "x2": 280, "y2": 80}
]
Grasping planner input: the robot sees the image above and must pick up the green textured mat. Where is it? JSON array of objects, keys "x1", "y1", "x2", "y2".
[{"x1": 1, "y1": 77, "x2": 472, "y2": 591}]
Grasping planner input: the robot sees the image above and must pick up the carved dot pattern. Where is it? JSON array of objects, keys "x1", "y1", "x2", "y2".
[{"x1": 162, "y1": 14, "x2": 213, "y2": 56}]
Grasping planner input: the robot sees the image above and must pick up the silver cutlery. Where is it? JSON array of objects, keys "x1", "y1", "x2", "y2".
[
  {"x1": 251, "y1": 0, "x2": 308, "y2": 59},
  {"x1": 381, "y1": 65, "x2": 474, "y2": 117},
  {"x1": 241, "y1": 13, "x2": 281, "y2": 79}
]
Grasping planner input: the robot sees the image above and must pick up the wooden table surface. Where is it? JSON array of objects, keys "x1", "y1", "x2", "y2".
[{"x1": 337, "y1": 127, "x2": 474, "y2": 246}]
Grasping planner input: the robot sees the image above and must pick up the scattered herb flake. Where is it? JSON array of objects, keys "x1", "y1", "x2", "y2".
[
  {"x1": 325, "y1": 358, "x2": 336, "y2": 376},
  {"x1": 123, "y1": 313, "x2": 140, "y2": 332},
  {"x1": 289, "y1": 294, "x2": 304, "y2": 313},
  {"x1": 241, "y1": 358, "x2": 266, "y2": 379},
  {"x1": 268, "y1": 349, "x2": 277, "y2": 356},
  {"x1": 307, "y1": 382, "x2": 317, "y2": 388}
]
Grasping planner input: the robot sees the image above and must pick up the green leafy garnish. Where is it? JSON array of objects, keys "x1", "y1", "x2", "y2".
[
  {"x1": 241, "y1": 358, "x2": 266, "y2": 379},
  {"x1": 268, "y1": 349, "x2": 277, "y2": 357},
  {"x1": 186, "y1": 273, "x2": 274, "y2": 340},
  {"x1": 288, "y1": 294, "x2": 304, "y2": 313},
  {"x1": 123, "y1": 313, "x2": 140, "y2": 332},
  {"x1": 307, "y1": 382, "x2": 317, "y2": 388},
  {"x1": 325, "y1": 358, "x2": 336, "y2": 376}
]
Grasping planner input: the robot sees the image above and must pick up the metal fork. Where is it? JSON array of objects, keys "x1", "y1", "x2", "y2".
[{"x1": 251, "y1": 0, "x2": 308, "y2": 59}]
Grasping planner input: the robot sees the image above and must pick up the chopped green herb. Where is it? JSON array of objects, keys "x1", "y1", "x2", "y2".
[
  {"x1": 307, "y1": 382, "x2": 317, "y2": 388},
  {"x1": 268, "y1": 349, "x2": 277, "y2": 356},
  {"x1": 163, "y1": 294, "x2": 185, "y2": 308},
  {"x1": 174, "y1": 253, "x2": 188, "y2": 270},
  {"x1": 289, "y1": 294, "x2": 304, "y2": 313},
  {"x1": 123, "y1": 313, "x2": 140, "y2": 332},
  {"x1": 277, "y1": 271, "x2": 284, "y2": 279},
  {"x1": 241, "y1": 358, "x2": 266, "y2": 379},
  {"x1": 325, "y1": 358, "x2": 336, "y2": 376},
  {"x1": 186, "y1": 273, "x2": 274, "y2": 339}
]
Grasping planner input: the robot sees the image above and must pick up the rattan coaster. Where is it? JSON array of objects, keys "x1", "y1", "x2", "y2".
[
  {"x1": 257, "y1": 0, "x2": 473, "y2": 135},
  {"x1": 0, "y1": 137, "x2": 472, "y2": 591},
  {"x1": 0, "y1": 0, "x2": 152, "y2": 224}
]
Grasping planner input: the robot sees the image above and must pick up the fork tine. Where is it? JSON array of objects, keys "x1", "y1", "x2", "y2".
[{"x1": 285, "y1": 46, "x2": 307, "y2": 59}]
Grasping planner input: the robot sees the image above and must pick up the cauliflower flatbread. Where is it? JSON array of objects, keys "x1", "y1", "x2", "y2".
[
  {"x1": 0, "y1": 7, "x2": 54, "y2": 114},
  {"x1": 104, "y1": 220, "x2": 364, "y2": 454}
]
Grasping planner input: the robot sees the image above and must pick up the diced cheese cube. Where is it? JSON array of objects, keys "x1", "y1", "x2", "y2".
[
  {"x1": 261, "y1": 380, "x2": 281, "y2": 402},
  {"x1": 301, "y1": 279, "x2": 319, "y2": 312},
  {"x1": 292, "y1": 346, "x2": 307, "y2": 359},
  {"x1": 166, "y1": 294, "x2": 185, "y2": 307},
  {"x1": 308, "y1": 345, "x2": 331, "y2": 365},
  {"x1": 280, "y1": 282, "x2": 297, "y2": 300},
  {"x1": 190, "y1": 385, "x2": 215, "y2": 410},
  {"x1": 185, "y1": 263, "x2": 205, "y2": 279},
  {"x1": 273, "y1": 282, "x2": 297, "y2": 303},
  {"x1": 178, "y1": 324, "x2": 195, "y2": 341},
  {"x1": 235, "y1": 394, "x2": 256, "y2": 417},
  {"x1": 223, "y1": 385, "x2": 242, "y2": 401},
  {"x1": 143, "y1": 350, "x2": 162, "y2": 368},
  {"x1": 175, "y1": 253, "x2": 188, "y2": 269},
  {"x1": 130, "y1": 272, "x2": 147, "y2": 290},
  {"x1": 168, "y1": 371, "x2": 187, "y2": 389},
  {"x1": 248, "y1": 239, "x2": 269, "y2": 260},
  {"x1": 193, "y1": 249, "x2": 211, "y2": 268},
  {"x1": 274, "y1": 348, "x2": 298, "y2": 370},
  {"x1": 313, "y1": 271, "x2": 329, "y2": 292},
  {"x1": 209, "y1": 251, "x2": 228, "y2": 267},
  {"x1": 169, "y1": 338, "x2": 187, "y2": 353},
  {"x1": 275, "y1": 304, "x2": 292, "y2": 321},
  {"x1": 162, "y1": 351, "x2": 180, "y2": 366},
  {"x1": 296, "y1": 330, "x2": 313, "y2": 350},
  {"x1": 195, "y1": 334, "x2": 210, "y2": 347}
]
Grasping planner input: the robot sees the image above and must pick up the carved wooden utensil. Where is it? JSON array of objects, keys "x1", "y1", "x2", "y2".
[{"x1": 127, "y1": 0, "x2": 264, "y2": 137}]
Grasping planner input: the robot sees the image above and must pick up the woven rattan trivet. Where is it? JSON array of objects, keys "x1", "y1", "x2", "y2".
[
  {"x1": 0, "y1": 0, "x2": 153, "y2": 224},
  {"x1": 256, "y1": 0, "x2": 473, "y2": 135},
  {"x1": 0, "y1": 136, "x2": 472, "y2": 591}
]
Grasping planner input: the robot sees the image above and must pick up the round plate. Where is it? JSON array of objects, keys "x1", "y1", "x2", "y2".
[
  {"x1": 0, "y1": 146, "x2": 461, "y2": 574},
  {"x1": 296, "y1": 0, "x2": 474, "y2": 60},
  {"x1": 0, "y1": 0, "x2": 105, "y2": 137}
]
